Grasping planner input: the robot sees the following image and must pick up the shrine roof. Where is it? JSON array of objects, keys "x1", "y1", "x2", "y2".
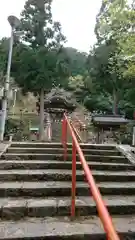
[
  {"x1": 92, "y1": 115, "x2": 129, "y2": 127},
  {"x1": 44, "y1": 96, "x2": 76, "y2": 111}
]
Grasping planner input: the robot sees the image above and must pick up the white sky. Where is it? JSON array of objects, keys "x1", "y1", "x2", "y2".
[{"x1": 0, "y1": 0, "x2": 102, "y2": 52}]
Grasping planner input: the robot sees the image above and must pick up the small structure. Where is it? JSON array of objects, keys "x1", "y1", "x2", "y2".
[
  {"x1": 44, "y1": 96, "x2": 76, "y2": 120},
  {"x1": 92, "y1": 114, "x2": 129, "y2": 144},
  {"x1": 29, "y1": 127, "x2": 39, "y2": 141},
  {"x1": 44, "y1": 88, "x2": 76, "y2": 121},
  {"x1": 43, "y1": 89, "x2": 76, "y2": 141}
]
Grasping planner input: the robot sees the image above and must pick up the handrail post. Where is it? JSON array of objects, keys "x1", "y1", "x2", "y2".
[
  {"x1": 64, "y1": 118, "x2": 67, "y2": 161},
  {"x1": 62, "y1": 118, "x2": 65, "y2": 146},
  {"x1": 71, "y1": 138, "x2": 76, "y2": 218},
  {"x1": 62, "y1": 115, "x2": 67, "y2": 161}
]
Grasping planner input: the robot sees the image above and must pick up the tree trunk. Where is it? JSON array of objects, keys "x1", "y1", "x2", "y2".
[
  {"x1": 113, "y1": 88, "x2": 118, "y2": 115},
  {"x1": 39, "y1": 88, "x2": 44, "y2": 141}
]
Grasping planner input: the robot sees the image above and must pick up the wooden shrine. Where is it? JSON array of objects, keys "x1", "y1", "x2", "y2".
[
  {"x1": 44, "y1": 95, "x2": 76, "y2": 121},
  {"x1": 92, "y1": 114, "x2": 129, "y2": 144},
  {"x1": 43, "y1": 93, "x2": 76, "y2": 142}
]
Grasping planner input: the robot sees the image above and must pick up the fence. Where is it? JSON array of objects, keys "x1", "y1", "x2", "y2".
[{"x1": 62, "y1": 113, "x2": 119, "y2": 240}]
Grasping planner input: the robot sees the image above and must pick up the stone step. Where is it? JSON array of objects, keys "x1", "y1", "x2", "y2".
[
  {"x1": 0, "y1": 181, "x2": 135, "y2": 197},
  {"x1": 0, "y1": 196, "x2": 135, "y2": 220},
  {"x1": 0, "y1": 215, "x2": 135, "y2": 239},
  {"x1": 8, "y1": 147, "x2": 121, "y2": 156},
  {"x1": 11, "y1": 142, "x2": 117, "y2": 150},
  {"x1": 0, "y1": 160, "x2": 134, "y2": 171},
  {"x1": 0, "y1": 169, "x2": 134, "y2": 182},
  {"x1": 3, "y1": 153, "x2": 127, "y2": 163}
]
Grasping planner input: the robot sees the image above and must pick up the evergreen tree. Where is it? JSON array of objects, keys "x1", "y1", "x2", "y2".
[{"x1": 19, "y1": 0, "x2": 67, "y2": 140}]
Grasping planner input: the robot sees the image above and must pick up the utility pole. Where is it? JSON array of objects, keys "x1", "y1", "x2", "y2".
[
  {"x1": 38, "y1": 0, "x2": 46, "y2": 141},
  {"x1": 0, "y1": 16, "x2": 21, "y2": 141},
  {"x1": 0, "y1": 28, "x2": 14, "y2": 141}
]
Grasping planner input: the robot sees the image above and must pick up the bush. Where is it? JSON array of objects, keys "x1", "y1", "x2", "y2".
[
  {"x1": 4, "y1": 118, "x2": 29, "y2": 141},
  {"x1": 119, "y1": 121, "x2": 135, "y2": 145}
]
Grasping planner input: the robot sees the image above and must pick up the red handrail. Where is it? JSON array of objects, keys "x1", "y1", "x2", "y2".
[
  {"x1": 70, "y1": 121, "x2": 82, "y2": 142},
  {"x1": 62, "y1": 113, "x2": 120, "y2": 240},
  {"x1": 71, "y1": 116, "x2": 86, "y2": 142}
]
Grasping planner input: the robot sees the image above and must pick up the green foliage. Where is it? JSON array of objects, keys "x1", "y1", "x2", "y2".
[
  {"x1": 5, "y1": 118, "x2": 30, "y2": 141},
  {"x1": 15, "y1": 0, "x2": 70, "y2": 140},
  {"x1": 62, "y1": 0, "x2": 135, "y2": 117},
  {"x1": 21, "y1": 0, "x2": 66, "y2": 48},
  {"x1": 95, "y1": 0, "x2": 135, "y2": 75},
  {"x1": 84, "y1": 0, "x2": 135, "y2": 115},
  {"x1": 84, "y1": 93, "x2": 112, "y2": 113},
  {"x1": 118, "y1": 121, "x2": 135, "y2": 144},
  {"x1": 64, "y1": 48, "x2": 87, "y2": 77},
  {"x1": 0, "y1": 0, "x2": 134, "y2": 123},
  {"x1": 0, "y1": 38, "x2": 9, "y2": 85},
  {"x1": 11, "y1": 0, "x2": 68, "y2": 95},
  {"x1": 1, "y1": 0, "x2": 71, "y2": 102},
  {"x1": 12, "y1": 45, "x2": 70, "y2": 94}
]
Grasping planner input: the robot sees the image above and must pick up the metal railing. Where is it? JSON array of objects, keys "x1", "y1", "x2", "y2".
[
  {"x1": 62, "y1": 113, "x2": 120, "y2": 240},
  {"x1": 71, "y1": 115, "x2": 88, "y2": 142},
  {"x1": 70, "y1": 121, "x2": 82, "y2": 142}
]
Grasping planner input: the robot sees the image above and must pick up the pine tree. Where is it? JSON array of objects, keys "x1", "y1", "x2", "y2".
[
  {"x1": 21, "y1": 0, "x2": 66, "y2": 48},
  {"x1": 20, "y1": 0, "x2": 66, "y2": 140}
]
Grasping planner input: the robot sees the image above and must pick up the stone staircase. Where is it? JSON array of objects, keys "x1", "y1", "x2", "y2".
[
  {"x1": 51, "y1": 121, "x2": 62, "y2": 142},
  {"x1": 0, "y1": 142, "x2": 135, "y2": 239},
  {"x1": 51, "y1": 121, "x2": 72, "y2": 142}
]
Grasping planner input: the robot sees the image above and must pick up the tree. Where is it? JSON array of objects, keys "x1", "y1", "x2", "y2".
[
  {"x1": 87, "y1": 0, "x2": 135, "y2": 115},
  {"x1": 0, "y1": 38, "x2": 10, "y2": 86},
  {"x1": 64, "y1": 47, "x2": 87, "y2": 77},
  {"x1": 12, "y1": 46, "x2": 70, "y2": 92},
  {"x1": 95, "y1": 0, "x2": 135, "y2": 73},
  {"x1": 21, "y1": 0, "x2": 66, "y2": 48},
  {"x1": 18, "y1": 0, "x2": 67, "y2": 140},
  {"x1": 87, "y1": 41, "x2": 126, "y2": 114}
]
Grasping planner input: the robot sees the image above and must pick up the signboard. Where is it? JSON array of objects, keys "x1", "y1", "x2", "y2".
[{"x1": 29, "y1": 127, "x2": 39, "y2": 132}]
